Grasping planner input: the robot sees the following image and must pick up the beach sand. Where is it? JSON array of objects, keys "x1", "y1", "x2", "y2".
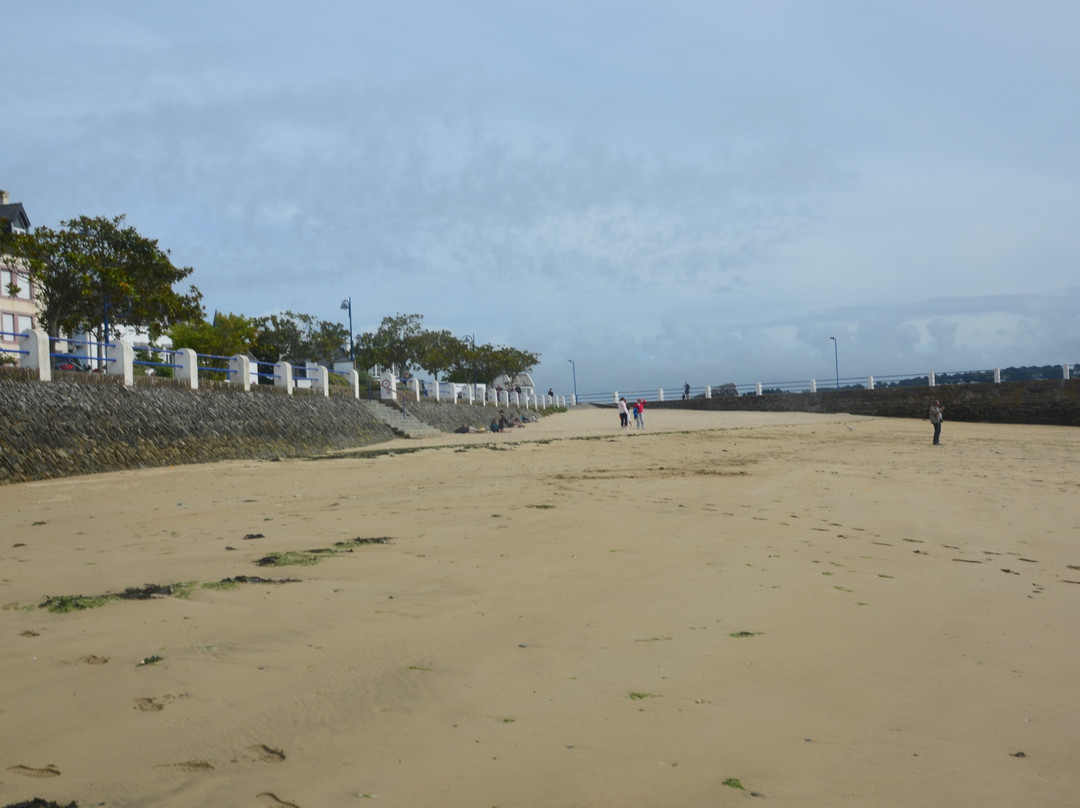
[{"x1": 2, "y1": 408, "x2": 1079, "y2": 807}]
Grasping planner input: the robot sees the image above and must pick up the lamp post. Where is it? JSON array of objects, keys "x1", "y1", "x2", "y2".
[
  {"x1": 567, "y1": 358, "x2": 578, "y2": 405},
  {"x1": 464, "y1": 333, "x2": 476, "y2": 387},
  {"x1": 830, "y1": 336, "x2": 839, "y2": 390},
  {"x1": 340, "y1": 298, "x2": 354, "y2": 365}
]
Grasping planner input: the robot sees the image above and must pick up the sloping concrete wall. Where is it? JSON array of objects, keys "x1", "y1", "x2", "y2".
[
  {"x1": 0, "y1": 376, "x2": 399, "y2": 484},
  {"x1": 646, "y1": 379, "x2": 1080, "y2": 426}
]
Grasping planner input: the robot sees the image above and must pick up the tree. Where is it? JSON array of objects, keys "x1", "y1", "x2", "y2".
[
  {"x1": 491, "y1": 345, "x2": 541, "y2": 387},
  {"x1": 414, "y1": 329, "x2": 464, "y2": 382},
  {"x1": 443, "y1": 341, "x2": 541, "y2": 388},
  {"x1": 250, "y1": 311, "x2": 348, "y2": 365},
  {"x1": 355, "y1": 313, "x2": 426, "y2": 376},
  {"x1": 169, "y1": 311, "x2": 259, "y2": 369},
  {"x1": 0, "y1": 215, "x2": 203, "y2": 340}
]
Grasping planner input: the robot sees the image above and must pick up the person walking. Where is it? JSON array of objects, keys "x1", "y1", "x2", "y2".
[{"x1": 929, "y1": 400, "x2": 945, "y2": 445}]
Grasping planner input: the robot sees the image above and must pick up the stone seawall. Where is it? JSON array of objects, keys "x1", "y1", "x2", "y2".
[
  {"x1": 645, "y1": 379, "x2": 1080, "y2": 426},
  {"x1": 0, "y1": 376, "x2": 400, "y2": 485},
  {"x1": 396, "y1": 399, "x2": 540, "y2": 432}
]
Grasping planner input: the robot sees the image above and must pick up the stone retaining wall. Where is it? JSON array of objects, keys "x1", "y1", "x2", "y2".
[
  {"x1": 645, "y1": 379, "x2": 1080, "y2": 426},
  {"x1": 0, "y1": 376, "x2": 399, "y2": 484},
  {"x1": 397, "y1": 399, "x2": 541, "y2": 432}
]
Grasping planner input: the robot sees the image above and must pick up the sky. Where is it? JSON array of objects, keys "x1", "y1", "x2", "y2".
[{"x1": 5, "y1": 1, "x2": 1079, "y2": 397}]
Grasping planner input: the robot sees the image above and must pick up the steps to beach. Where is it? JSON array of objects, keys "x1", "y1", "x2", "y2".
[{"x1": 360, "y1": 400, "x2": 444, "y2": 439}]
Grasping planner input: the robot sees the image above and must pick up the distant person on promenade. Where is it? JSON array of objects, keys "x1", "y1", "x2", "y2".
[
  {"x1": 683, "y1": 382, "x2": 690, "y2": 400},
  {"x1": 547, "y1": 387, "x2": 554, "y2": 398},
  {"x1": 618, "y1": 397, "x2": 630, "y2": 429},
  {"x1": 929, "y1": 400, "x2": 945, "y2": 445}
]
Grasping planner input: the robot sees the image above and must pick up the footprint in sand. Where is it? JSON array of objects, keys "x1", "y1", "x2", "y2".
[
  {"x1": 153, "y1": 760, "x2": 214, "y2": 772},
  {"x1": 82, "y1": 655, "x2": 109, "y2": 665},
  {"x1": 245, "y1": 744, "x2": 286, "y2": 763},
  {"x1": 134, "y1": 694, "x2": 177, "y2": 712},
  {"x1": 257, "y1": 793, "x2": 300, "y2": 807},
  {"x1": 7, "y1": 763, "x2": 61, "y2": 777}
]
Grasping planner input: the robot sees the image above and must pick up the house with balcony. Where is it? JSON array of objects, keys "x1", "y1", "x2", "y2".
[{"x1": 0, "y1": 190, "x2": 36, "y2": 363}]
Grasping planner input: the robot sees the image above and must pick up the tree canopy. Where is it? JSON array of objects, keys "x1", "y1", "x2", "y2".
[
  {"x1": 169, "y1": 311, "x2": 259, "y2": 366},
  {"x1": 0, "y1": 214, "x2": 203, "y2": 339},
  {"x1": 250, "y1": 311, "x2": 349, "y2": 366},
  {"x1": 355, "y1": 313, "x2": 427, "y2": 375}
]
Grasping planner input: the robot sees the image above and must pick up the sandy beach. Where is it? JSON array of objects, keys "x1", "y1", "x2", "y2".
[{"x1": 3, "y1": 408, "x2": 1079, "y2": 807}]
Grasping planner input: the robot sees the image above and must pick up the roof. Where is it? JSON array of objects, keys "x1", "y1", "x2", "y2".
[{"x1": 0, "y1": 202, "x2": 31, "y2": 234}]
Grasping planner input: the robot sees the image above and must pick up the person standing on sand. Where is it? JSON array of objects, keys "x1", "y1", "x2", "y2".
[
  {"x1": 929, "y1": 399, "x2": 945, "y2": 445},
  {"x1": 683, "y1": 381, "x2": 690, "y2": 400},
  {"x1": 618, "y1": 397, "x2": 630, "y2": 429},
  {"x1": 634, "y1": 398, "x2": 646, "y2": 429}
]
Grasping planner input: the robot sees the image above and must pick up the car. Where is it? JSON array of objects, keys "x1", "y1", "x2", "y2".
[{"x1": 52, "y1": 354, "x2": 94, "y2": 373}]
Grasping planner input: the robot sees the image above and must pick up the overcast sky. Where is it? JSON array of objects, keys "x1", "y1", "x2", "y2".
[{"x1": 6, "y1": 1, "x2": 1078, "y2": 396}]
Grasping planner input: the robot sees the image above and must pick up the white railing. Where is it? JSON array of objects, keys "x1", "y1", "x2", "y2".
[
  {"x1": 1, "y1": 329, "x2": 565, "y2": 410},
  {"x1": 579, "y1": 365, "x2": 1076, "y2": 404}
]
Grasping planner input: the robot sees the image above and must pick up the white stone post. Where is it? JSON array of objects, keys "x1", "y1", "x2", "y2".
[
  {"x1": 993, "y1": 368, "x2": 1001, "y2": 384},
  {"x1": 174, "y1": 347, "x2": 199, "y2": 390},
  {"x1": 868, "y1": 375, "x2": 875, "y2": 390},
  {"x1": 755, "y1": 382, "x2": 763, "y2": 396},
  {"x1": 809, "y1": 379, "x2": 816, "y2": 393},
  {"x1": 466, "y1": 384, "x2": 474, "y2": 404},
  {"x1": 929, "y1": 371, "x2": 936, "y2": 387},
  {"x1": 410, "y1": 377, "x2": 420, "y2": 399},
  {"x1": 613, "y1": 391, "x2": 619, "y2": 403},
  {"x1": 705, "y1": 385, "x2": 712, "y2": 398},
  {"x1": 20, "y1": 328, "x2": 51, "y2": 382},
  {"x1": 312, "y1": 365, "x2": 329, "y2": 396},
  {"x1": 432, "y1": 380, "x2": 441, "y2": 402},
  {"x1": 658, "y1": 388, "x2": 665, "y2": 402},
  {"x1": 347, "y1": 369, "x2": 359, "y2": 398},
  {"x1": 275, "y1": 361, "x2": 294, "y2": 395},
  {"x1": 106, "y1": 340, "x2": 134, "y2": 386},
  {"x1": 1064, "y1": 363, "x2": 1071, "y2": 380},
  {"x1": 379, "y1": 370, "x2": 396, "y2": 400},
  {"x1": 229, "y1": 355, "x2": 251, "y2": 391}
]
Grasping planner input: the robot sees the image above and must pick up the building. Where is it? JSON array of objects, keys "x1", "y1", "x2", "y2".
[{"x1": 0, "y1": 190, "x2": 36, "y2": 363}]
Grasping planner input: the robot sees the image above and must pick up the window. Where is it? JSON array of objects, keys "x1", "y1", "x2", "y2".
[
  {"x1": 1, "y1": 269, "x2": 32, "y2": 299},
  {"x1": 17, "y1": 314, "x2": 34, "y2": 333},
  {"x1": 2, "y1": 312, "x2": 14, "y2": 336}
]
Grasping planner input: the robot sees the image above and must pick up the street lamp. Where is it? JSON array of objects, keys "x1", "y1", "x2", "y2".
[
  {"x1": 829, "y1": 336, "x2": 839, "y2": 389},
  {"x1": 567, "y1": 358, "x2": 578, "y2": 405},
  {"x1": 463, "y1": 333, "x2": 476, "y2": 386},
  {"x1": 340, "y1": 298, "x2": 354, "y2": 364}
]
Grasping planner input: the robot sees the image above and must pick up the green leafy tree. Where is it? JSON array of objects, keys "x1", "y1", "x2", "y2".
[
  {"x1": 492, "y1": 345, "x2": 541, "y2": 387},
  {"x1": 0, "y1": 215, "x2": 203, "y2": 340},
  {"x1": 250, "y1": 311, "x2": 348, "y2": 365},
  {"x1": 415, "y1": 329, "x2": 465, "y2": 382},
  {"x1": 355, "y1": 313, "x2": 425, "y2": 375},
  {"x1": 169, "y1": 311, "x2": 259, "y2": 372}
]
